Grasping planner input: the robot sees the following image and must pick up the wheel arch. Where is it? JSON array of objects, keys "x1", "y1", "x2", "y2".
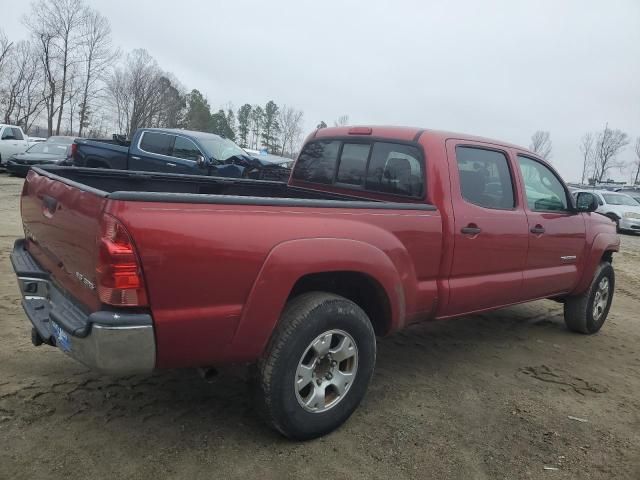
[
  {"x1": 227, "y1": 238, "x2": 407, "y2": 362},
  {"x1": 572, "y1": 232, "x2": 620, "y2": 296}
]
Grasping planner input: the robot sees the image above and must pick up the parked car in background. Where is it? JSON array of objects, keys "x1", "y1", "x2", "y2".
[
  {"x1": 6, "y1": 136, "x2": 78, "y2": 177},
  {"x1": 244, "y1": 148, "x2": 293, "y2": 181},
  {"x1": 572, "y1": 189, "x2": 640, "y2": 233},
  {"x1": 73, "y1": 128, "x2": 273, "y2": 179},
  {"x1": 12, "y1": 125, "x2": 619, "y2": 439},
  {"x1": 616, "y1": 188, "x2": 640, "y2": 205},
  {"x1": 0, "y1": 124, "x2": 30, "y2": 166},
  {"x1": 27, "y1": 137, "x2": 48, "y2": 146}
]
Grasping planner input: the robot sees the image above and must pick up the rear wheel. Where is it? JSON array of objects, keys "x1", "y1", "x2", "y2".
[
  {"x1": 564, "y1": 262, "x2": 614, "y2": 334},
  {"x1": 253, "y1": 292, "x2": 376, "y2": 440}
]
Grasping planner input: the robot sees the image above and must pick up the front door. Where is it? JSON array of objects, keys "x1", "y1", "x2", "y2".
[
  {"x1": 516, "y1": 154, "x2": 586, "y2": 298},
  {"x1": 442, "y1": 141, "x2": 530, "y2": 317},
  {"x1": 135, "y1": 131, "x2": 199, "y2": 174}
]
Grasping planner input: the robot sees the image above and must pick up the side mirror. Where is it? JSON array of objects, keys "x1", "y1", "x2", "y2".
[
  {"x1": 196, "y1": 155, "x2": 206, "y2": 168},
  {"x1": 575, "y1": 192, "x2": 598, "y2": 213}
]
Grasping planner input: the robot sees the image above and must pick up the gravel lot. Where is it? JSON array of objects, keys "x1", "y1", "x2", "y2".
[{"x1": 1, "y1": 174, "x2": 639, "y2": 479}]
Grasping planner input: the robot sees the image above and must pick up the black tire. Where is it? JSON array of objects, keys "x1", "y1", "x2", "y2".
[
  {"x1": 564, "y1": 262, "x2": 614, "y2": 334},
  {"x1": 253, "y1": 292, "x2": 376, "y2": 440}
]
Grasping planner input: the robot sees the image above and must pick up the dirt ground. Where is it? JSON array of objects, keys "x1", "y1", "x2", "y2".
[{"x1": 0, "y1": 174, "x2": 638, "y2": 480}]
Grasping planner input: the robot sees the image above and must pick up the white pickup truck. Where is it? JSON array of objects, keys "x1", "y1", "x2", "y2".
[{"x1": 0, "y1": 124, "x2": 30, "y2": 165}]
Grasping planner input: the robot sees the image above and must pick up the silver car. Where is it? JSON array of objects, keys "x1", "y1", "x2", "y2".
[{"x1": 573, "y1": 189, "x2": 640, "y2": 233}]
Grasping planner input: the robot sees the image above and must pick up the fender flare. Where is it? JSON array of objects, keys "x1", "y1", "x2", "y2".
[
  {"x1": 572, "y1": 232, "x2": 620, "y2": 295},
  {"x1": 224, "y1": 238, "x2": 407, "y2": 362}
]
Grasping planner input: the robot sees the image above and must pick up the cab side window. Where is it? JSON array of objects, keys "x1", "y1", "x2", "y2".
[
  {"x1": 518, "y1": 155, "x2": 569, "y2": 212},
  {"x1": 172, "y1": 136, "x2": 202, "y2": 161},
  {"x1": 12, "y1": 128, "x2": 24, "y2": 140},
  {"x1": 455, "y1": 147, "x2": 515, "y2": 209},
  {"x1": 140, "y1": 132, "x2": 173, "y2": 156}
]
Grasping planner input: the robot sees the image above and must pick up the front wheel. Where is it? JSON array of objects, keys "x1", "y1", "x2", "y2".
[
  {"x1": 564, "y1": 262, "x2": 615, "y2": 334},
  {"x1": 253, "y1": 292, "x2": 376, "y2": 440}
]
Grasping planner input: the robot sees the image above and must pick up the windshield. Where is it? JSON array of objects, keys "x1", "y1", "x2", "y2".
[
  {"x1": 26, "y1": 143, "x2": 69, "y2": 155},
  {"x1": 198, "y1": 137, "x2": 247, "y2": 162},
  {"x1": 602, "y1": 193, "x2": 638, "y2": 206}
]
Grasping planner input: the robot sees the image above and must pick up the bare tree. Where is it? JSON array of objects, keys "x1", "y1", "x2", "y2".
[
  {"x1": 106, "y1": 49, "x2": 170, "y2": 137},
  {"x1": 77, "y1": 8, "x2": 117, "y2": 136},
  {"x1": 278, "y1": 106, "x2": 304, "y2": 157},
  {"x1": 0, "y1": 29, "x2": 13, "y2": 75},
  {"x1": 24, "y1": 0, "x2": 87, "y2": 135},
  {"x1": 529, "y1": 130, "x2": 552, "y2": 160},
  {"x1": 579, "y1": 133, "x2": 595, "y2": 184},
  {"x1": 632, "y1": 137, "x2": 640, "y2": 186},
  {"x1": 1, "y1": 40, "x2": 46, "y2": 130},
  {"x1": 592, "y1": 124, "x2": 629, "y2": 182},
  {"x1": 334, "y1": 114, "x2": 349, "y2": 127}
]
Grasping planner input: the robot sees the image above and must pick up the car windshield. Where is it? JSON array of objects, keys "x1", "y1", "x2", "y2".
[
  {"x1": 198, "y1": 136, "x2": 247, "y2": 162},
  {"x1": 26, "y1": 143, "x2": 69, "y2": 154},
  {"x1": 602, "y1": 193, "x2": 638, "y2": 206}
]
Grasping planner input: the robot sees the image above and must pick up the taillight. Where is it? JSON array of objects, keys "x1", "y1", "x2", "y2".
[
  {"x1": 96, "y1": 214, "x2": 148, "y2": 307},
  {"x1": 68, "y1": 143, "x2": 77, "y2": 161}
]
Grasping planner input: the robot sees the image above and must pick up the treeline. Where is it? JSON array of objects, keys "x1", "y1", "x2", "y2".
[
  {"x1": 529, "y1": 126, "x2": 639, "y2": 185},
  {"x1": 0, "y1": 0, "x2": 310, "y2": 157}
]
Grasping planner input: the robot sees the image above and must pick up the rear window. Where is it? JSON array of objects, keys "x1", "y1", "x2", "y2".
[
  {"x1": 294, "y1": 140, "x2": 424, "y2": 198},
  {"x1": 140, "y1": 132, "x2": 173, "y2": 156}
]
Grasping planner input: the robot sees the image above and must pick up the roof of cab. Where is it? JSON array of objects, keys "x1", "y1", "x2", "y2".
[
  {"x1": 142, "y1": 127, "x2": 226, "y2": 141},
  {"x1": 312, "y1": 125, "x2": 531, "y2": 155}
]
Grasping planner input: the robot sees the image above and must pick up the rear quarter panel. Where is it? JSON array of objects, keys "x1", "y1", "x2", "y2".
[{"x1": 108, "y1": 200, "x2": 442, "y2": 367}]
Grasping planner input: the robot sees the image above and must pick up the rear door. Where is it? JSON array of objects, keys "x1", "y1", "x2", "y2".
[
  {"x1": 442, "y1": 140, "x2": 529, "y2": 316},
  {"x1": 516, "y1": 155, "x2": 586, "y2": 297},
  {"x1": 133, "y1": 131, "x2": 199, "y2": 174},
  {"x1": 21, "y1": 171, "x2": 107, "y2": 311}
]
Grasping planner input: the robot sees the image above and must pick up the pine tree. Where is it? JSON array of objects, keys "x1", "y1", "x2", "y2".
[
  {"x1": 237, "y1": 104, "x2": 252, "y2": 148},
  {"x1": 261, "y1": 100, "x2": 280, "y2": 153}
]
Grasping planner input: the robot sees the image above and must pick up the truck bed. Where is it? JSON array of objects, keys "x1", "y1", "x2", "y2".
[{"x1": 35, "y1": 166, "x2": 436, "y2": 209}]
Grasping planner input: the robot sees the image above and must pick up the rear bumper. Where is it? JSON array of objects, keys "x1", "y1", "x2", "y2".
[
  {"x1": 11, "y1": 239, "x2": 156, "y2": 375},
  {"x1": 5, "y1": 160, "x2": 31, "y2": 176}
]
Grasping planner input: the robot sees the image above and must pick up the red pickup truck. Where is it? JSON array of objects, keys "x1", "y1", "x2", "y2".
[{"x1": 11, "y1": 126, "x2": 619, "y2": 439}]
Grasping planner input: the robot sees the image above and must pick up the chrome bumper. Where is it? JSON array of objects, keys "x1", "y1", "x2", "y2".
[{"x1": 11, "y1": 239, "x2": 156, "y2": 375}]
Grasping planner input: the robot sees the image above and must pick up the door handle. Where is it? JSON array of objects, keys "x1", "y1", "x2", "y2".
[
  {"x1": 130, "y1": 156, "x2": 141, "y2": 160},
  {"x1": 530, "y1": 225, "x2": 545, "y2": 234},
  {"x1": 166, "y1": 163, "x2": 177, "y2": 167},
  {"x1": 461, "y1": 224, "x2": 481, "y2": 235}
]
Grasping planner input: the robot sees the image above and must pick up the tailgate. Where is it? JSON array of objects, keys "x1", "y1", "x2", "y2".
[{"x1": 21, "y1": 169, "x2": 107, "y2": 312}]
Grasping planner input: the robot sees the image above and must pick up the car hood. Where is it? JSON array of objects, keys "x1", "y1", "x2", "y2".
[{"x1": 10, "y1": 152, "x2": 66, "y2": 164}]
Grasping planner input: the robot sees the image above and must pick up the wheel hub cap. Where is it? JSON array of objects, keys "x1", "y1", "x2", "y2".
[
  {"x1": 593, "y1": 277, "x2": 610, "y2": 322},
  {"x1": 294, "y1": 329, "x2": 358, "y2": 413}
]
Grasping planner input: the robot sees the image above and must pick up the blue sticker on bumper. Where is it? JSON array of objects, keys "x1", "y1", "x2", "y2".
[{"x1": 52, "y1": 322, "x2": 71, "y2": 352}]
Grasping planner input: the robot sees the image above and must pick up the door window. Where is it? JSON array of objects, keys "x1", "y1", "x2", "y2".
[
  {"x1": 172, "y1": 136, "x2": 202, "y2": 161},
  {"x1": 139, "y1": 132, "x2": 174, "y2": 156},
  {"x1": 11, "y1": 128, "x2": 24, "y2": 140},
  {"x1": 456, "y1": 147, "x2": 515, "y2": 209},
  {"x1": 518, "y1": 155, "x2": 568, "y2": 212},
  {"x1": 1, "y1": 129, "x2": 15, "y2": 140}
]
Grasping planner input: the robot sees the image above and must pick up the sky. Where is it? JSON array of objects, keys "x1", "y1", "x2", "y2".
[{"x1": 3, "y1": 0, "x2": 639, "y2": 182}]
